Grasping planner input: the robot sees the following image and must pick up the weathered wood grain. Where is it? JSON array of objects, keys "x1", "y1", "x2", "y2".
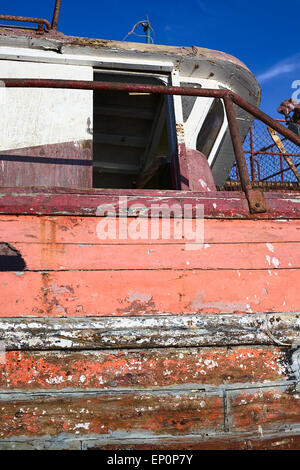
[
  {"x1": 1, "y1": 430, "x2": 300, "y2": 449},
  {"x1": 0, "y1": 314, "x2": 299, "y2": 350},
  {"x1": 0, "y1": 346, "x2": 291, "y2": 390},
  {"x1": 0, "y1": 439, "x2": 81, "y2": 450},
  {"x1": 0, "y1": 141, "x2": 92, "y2": 188},
  {"x1": 0, "y1": 269, "x2": 299, "y2": 316},
  {"x1": 0, "y1": 391, "x2": 223, "y2": 438},
  {"x1": 228, "y1": 385, "x2": 300, "y2": 432},
  {"x1": 82, "y1": 431, "x2": 300, "y2": 450},
  {"x1": 0, "y1": 188, "x2": 300, "y2": 218},
  {"x1": 1, "y1": 216, "x2": 300, "y2": 245}
]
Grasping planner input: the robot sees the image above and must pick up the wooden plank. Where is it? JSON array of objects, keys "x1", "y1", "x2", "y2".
[
  {"x1": 82, "y1": 432, "x2": 300, "y2": 450},
  {"x1": 0, "y1": 269, "x2": 299, "y2": 316},
  {"x1": 1, "y1": 430, "x2": 300, "y2": 449},
  {"x1": 0, "y1": 190, "x2": 252, "y2": 218},
  {"x1": 0, "y1": 346, "x2": 290, "y2": 390},
  {"x1": 0, "y1": 440, "x2": 81, "y2": 450},
  {"x1": 0, "y1": 391, "x2": 224, "y2": 439},
  {"x1": 2, "y1": 216, "x2": 300, "y2": 245},
  {"x1": 93, "y1": 133, "x2": 146, "y2": 148},
  {"x1": 94, "y1": 105, "x2": 154, "y2": 120},
  {"x1": 9, "y1": 241, "x2": 300, "y2": 271},
  {"x1": 228, "y1": 385, "x2": 300, "y2": 432},
  {"x1": 93, "y1": 161, "x2": 139, "y2": 174},
  {"x1": 0, "y1": 186, "x2": 299, "y2": 198},
  {"x1": 0, "y1": 314, "x2": 299, "y2": 350},
  {"x1": 0, "y1": 188, "x2": 300, "y2": 218}
]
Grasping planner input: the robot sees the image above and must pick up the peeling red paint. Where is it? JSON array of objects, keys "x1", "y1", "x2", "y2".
[{"x1": 0, "y1": 347, "x2": 289, "y2": 390}]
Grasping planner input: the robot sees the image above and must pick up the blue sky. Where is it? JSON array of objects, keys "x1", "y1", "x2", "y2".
[{"x1": 1, "y1": 0, "x2": 300, "y2": 117}]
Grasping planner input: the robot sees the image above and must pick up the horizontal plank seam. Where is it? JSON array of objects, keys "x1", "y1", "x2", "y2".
[
  {"x1": 5, "y1": 242, "x2": 300, "y2": 246},
  {"x1": 2, "y1": 212, "x2": 300, "y2": 220},
  {"x1": 4, "y1": 267, "x2": 300, "y2": 272},
  {"x1": 2, "y1": 427, "x2": 300, "y2": 445},
  {"x1": 0, "y1": 380, "x2": 297, "y2": 397},
  {"x1": 0, "y1": 379, "x2": 297, "y2": 395}
]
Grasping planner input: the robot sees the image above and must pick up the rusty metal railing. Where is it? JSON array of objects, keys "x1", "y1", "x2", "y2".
[
  {"x1": 1, "y1": 78, "x2": 300, "y2": 214},
  {"x1": 0, "y1": 0, "x2": 61, "y2": 32}
]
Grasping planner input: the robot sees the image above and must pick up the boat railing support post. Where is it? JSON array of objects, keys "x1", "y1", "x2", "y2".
[
  {"x1": 51, "y1": 0, "x2": 62, "y2": 30},
  {"x1": 223, "y1": 95, "x2": 267, "y2": 214}
]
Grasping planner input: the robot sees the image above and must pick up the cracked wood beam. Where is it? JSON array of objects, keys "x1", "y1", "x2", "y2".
[{"x1": 0, "y1": 313, "x2": 299, "y2": 350}]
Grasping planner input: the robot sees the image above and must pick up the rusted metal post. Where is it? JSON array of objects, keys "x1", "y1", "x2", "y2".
[
  {"x1": 51, "y1": 0, "x2": 62, "y2": 30},
  {"x1": 223, "y1": 96, "x2": 267, "y2": 214}
]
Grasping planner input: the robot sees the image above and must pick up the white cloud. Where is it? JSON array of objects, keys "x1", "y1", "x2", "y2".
[{"x1": 257, "y1": 53, "x2": 300, "y2": 84}]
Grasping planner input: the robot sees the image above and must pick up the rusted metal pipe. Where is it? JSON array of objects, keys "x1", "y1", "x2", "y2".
[
  {"x1": 51, "y1": 0, "x2": 62, "y2": 30},
  {"x1": 0, "y1": 15, "x2": 51, "y2": 32},
  {"x1": 2, "y1": 77, "x2": 300, "y2": 213},
  {"x1": 0, "y1": 78, "x2": 229, "y2": 99},
  {"x1": 223, "y1": 95, "x2": 267, "y2": 214},
  {"x1": 1, "y1": 78, "x2": 299, "y2": 148},
  {"x1": 223, "y1": 96, "x2": 251, "y2": 193}
]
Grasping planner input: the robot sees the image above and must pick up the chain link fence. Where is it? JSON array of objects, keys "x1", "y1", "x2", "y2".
[{"x1": 225, "y1": 119, "x2": 300, "y2": 190}]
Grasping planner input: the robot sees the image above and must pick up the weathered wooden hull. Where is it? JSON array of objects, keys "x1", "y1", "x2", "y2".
[{"x1": 0, "y1": 208, "x2": 299, "y2": 450}]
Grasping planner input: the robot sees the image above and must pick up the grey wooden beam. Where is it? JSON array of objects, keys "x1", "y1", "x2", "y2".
[{"x1": 0, "y1": 313, "x2": 299, "y2": 350}]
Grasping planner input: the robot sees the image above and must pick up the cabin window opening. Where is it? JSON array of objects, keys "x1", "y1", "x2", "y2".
[
  {"x1": 92, "y1": 71, "x2": 172, "y2": 190},
  {"x1": 180, "y1": 82, "x2": 202, "y2": 123},
  {"x1": 196, "y1": 98, "x2": 224, "y2": 158}
]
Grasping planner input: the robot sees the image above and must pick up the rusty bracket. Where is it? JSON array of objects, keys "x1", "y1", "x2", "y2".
[{"x1": 244, "y1": 187, "x2": 268, "y2": 214}]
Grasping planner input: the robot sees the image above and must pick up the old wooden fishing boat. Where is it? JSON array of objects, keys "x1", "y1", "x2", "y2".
[{"x1": 0, "y1": 1, "x2": 300, "y2": 450}]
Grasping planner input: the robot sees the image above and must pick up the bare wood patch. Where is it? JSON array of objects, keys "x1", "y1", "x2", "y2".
[
  {"x1": 82, "y1": 430, "x2": 300, "y2": 450},
  {"x1": 0, "y1": 390, "x2": 223, "y2": 439},
  {"x1": 228, "y1": 385, "x2": 300, "y2": 432}
]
